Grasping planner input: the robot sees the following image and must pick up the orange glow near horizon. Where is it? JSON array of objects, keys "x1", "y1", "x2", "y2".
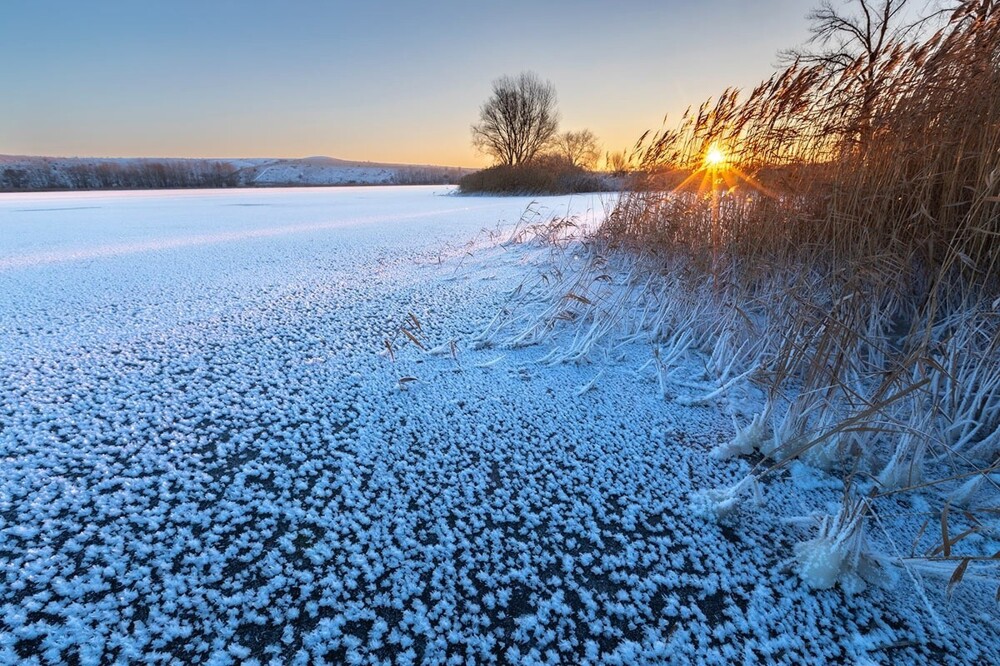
[{"x1": 665, "y1": 143, "x2": 777, "y2": 200}]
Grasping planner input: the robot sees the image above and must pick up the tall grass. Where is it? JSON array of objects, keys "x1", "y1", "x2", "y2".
[
  {"x1": 601, "y1": 1, "x2": 1000, "y2": 592},
  {"x1": 484, "y1": 1, "x2": 1000, "y2": 594}
]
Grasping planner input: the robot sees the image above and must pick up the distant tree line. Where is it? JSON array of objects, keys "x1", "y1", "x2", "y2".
[
  {"x1": 0, "y1": 160, "x2": 240, "y2": 191},
  {"x1": 391, "y1": 167, "x2": 469, "y2": 185},
  {"x1": 0, "y1": 159, "x2": 468, "y2": 192}
]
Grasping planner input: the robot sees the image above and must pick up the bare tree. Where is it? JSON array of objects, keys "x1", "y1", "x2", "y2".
[
  {"x1": 784, "y1": 0, "x2": 919, "y2": 143},
  {"x1": 471, "y1": 72, "x2": 559, "y2": 166},
  {"x1": 555, "y1": 129, "x2": 601, "y2": 169}
]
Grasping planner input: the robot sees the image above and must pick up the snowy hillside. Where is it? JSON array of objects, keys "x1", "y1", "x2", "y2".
[{"x1": 0, "y1": 155, "x2": 473, "y2": 191}]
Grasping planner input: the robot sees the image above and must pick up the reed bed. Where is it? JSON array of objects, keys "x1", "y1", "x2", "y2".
[
  {"x1": 485, "y1": 1, "x2": 1000, "y2": 595},
  {"x1": 615, "y1": 1, "x2": 1000, "y2": 592}
]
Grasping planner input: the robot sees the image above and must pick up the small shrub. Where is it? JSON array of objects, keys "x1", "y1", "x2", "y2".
[{"x1": 459, "y1": 157, "x2": 616, "y2": 195}]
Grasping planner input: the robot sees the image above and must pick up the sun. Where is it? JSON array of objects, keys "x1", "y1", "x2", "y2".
[{"x1": 704, "y1": 144, "x2": 726, "y2": 168}]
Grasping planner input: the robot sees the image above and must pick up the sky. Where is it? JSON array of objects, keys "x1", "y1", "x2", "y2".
[{"x1": 0, "y1": 0, "x2": 814, "y2": 167}]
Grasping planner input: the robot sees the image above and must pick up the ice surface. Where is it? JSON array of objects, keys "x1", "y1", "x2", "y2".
[{"x1": 0, "y1": 186, "x2": 996, "y2": 664}]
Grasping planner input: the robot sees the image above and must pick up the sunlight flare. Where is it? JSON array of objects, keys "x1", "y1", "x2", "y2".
[{"x1": 704, "y1": 144, "x2": 726, "y2": 168}]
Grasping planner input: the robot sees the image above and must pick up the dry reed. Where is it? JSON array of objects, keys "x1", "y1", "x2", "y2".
[{"x1": 488, "y1": 1, "x2": 1000, "y2": 595}]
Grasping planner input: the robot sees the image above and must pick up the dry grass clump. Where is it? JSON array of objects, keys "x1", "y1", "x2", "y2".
[{"x1": 458, "y1": 157, "x2": 615, "y2": 195}]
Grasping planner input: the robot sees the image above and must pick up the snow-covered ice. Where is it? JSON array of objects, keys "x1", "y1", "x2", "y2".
[{"x1": 0, "y1": 186, "x2": 996, "y2": 664}]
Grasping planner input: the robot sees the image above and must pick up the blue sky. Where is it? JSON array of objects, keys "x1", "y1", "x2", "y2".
[{"x1": 0, "y1": 1, "x2": 812, "y2": 165}]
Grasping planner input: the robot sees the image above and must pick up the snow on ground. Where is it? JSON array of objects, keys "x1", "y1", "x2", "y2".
[{"x1": 0, "y1": 186, "x2": 996, "y2": 664}]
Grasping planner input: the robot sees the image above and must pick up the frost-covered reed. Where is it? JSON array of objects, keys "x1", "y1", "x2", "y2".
[{"x1": 481, "y1": 1, "x2": 1000, "y2": 595}]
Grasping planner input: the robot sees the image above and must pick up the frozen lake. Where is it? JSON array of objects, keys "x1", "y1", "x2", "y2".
[
  {"x1": 0, "y1": 186, "x2": 995, "y2": 664},
  {"x1": 1, "y1": 186, "x2": 555, "y2": 268},
  {"x1": 0, "y1": 186, "x2": 601, "y2": 361}
]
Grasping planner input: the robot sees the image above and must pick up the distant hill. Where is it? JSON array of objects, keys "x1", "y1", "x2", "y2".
[{"x1": 0, "y1": 155, "x2": 475, "y2": 192}]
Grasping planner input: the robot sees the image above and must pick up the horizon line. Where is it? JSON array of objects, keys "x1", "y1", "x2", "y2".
[{"x1": 0, "y1": 153, "x2": 479, "y2": 171}]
